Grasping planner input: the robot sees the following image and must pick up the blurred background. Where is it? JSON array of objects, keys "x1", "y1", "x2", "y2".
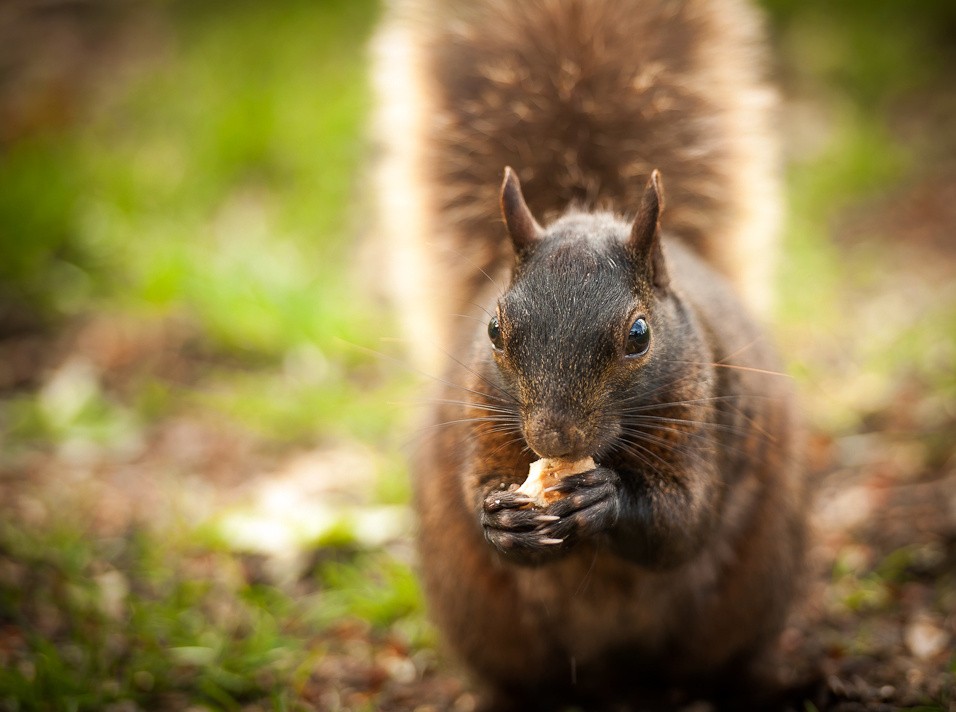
[{"x1": 0, "y1": 0, "x2": 953, "y2": 710}]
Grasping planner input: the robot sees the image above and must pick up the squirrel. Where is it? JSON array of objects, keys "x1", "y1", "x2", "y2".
[{"x1": 371, "y1": 0, "x2": 809, "y2": 709}]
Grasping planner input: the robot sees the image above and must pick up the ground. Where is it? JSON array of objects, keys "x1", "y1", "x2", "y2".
[{"x1": 0, "y1": 1, "x2": 954, "y2": 710}]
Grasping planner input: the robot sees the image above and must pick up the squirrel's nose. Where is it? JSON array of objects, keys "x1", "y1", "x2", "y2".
[{"x1": 524, "y1": 411, "x2": 589, "y2": 459}]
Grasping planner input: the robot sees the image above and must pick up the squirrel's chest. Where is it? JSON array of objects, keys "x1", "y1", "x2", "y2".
[{"x1": 512, "y1": 548, "x2": 721, "y2": 661}]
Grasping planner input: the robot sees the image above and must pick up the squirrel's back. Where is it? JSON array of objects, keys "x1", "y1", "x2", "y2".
[{"x1": 372, "y1": 0, "x2": 781, "y2": 370}]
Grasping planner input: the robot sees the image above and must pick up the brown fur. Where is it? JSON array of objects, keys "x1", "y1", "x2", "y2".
[
  {"x1": 414, "y1": 238, "x2": 806, "y2": 708},
  {"x1": 372, "y1": 0, "x2": 781, "y2": 371},
  {"x1": 371, "y1": 0, "x2": 806, "y2": 708}
]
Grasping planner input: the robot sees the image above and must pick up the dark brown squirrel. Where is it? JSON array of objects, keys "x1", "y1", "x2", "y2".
[{"x1": 371, "y1": 0, "x2": 809, "y2": 708}]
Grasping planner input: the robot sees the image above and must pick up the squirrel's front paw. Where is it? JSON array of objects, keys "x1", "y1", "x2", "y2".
[{"x1": 480, "y1": 467, "x2": 620, "y2": 565}]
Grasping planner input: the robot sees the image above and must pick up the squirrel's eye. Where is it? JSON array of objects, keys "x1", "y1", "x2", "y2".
[
  {"x1": 625, "y1": 317, "x2": 650, "y2": 357},
  {"x1": 488, "y1": 316, "x2": 504, "y2": 350}
]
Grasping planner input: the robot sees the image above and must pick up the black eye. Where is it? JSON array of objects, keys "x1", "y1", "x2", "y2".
[
  {"x1": 488, "y1": 316, "x2": 504, "y2": 350},
  {"x1": 625, "y1": 317, "x2": 650, "y2": 357}
]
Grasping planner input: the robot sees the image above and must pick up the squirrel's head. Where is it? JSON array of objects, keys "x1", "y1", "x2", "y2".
[{"x1": 488, "y1": 167, "x2": 697, "y2": 461}]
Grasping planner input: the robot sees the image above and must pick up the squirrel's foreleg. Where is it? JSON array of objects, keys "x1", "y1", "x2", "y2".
[{"x1": 480, "y1": 466, "x2": 622, "y2": 565}]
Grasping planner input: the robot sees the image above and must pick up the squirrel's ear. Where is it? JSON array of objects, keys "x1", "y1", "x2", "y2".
[
  {"x1": 500, "y1": 167, "x2": 542, "y2": 259},
  {"x1": 628, "y1": 169, "x2": 670, "y2": 291}
]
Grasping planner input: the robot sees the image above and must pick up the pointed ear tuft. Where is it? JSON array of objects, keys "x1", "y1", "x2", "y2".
[
  {"x1": 500, "y1": 167, "x2": 542, "y2": 259},
  {"x1": 628, "y1": 169, "x2": 669, "y2": 291}
]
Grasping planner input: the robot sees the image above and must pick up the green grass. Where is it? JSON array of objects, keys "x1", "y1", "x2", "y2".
[
  {"x1": 0, "y1": 1, "x2": 429, "y2": 709},
  {"x1": 0, "y1": 0, "x2": 381, "y2": 357},
  {"x1": 765, "y1": 1, "x2": 956, "y2": 433},
  {"x1": 0, "y1": 0, "x2": 404, "y2": 448},
  {"x1": 1, "y1": 524, "x2": 310, "y2": 710}
]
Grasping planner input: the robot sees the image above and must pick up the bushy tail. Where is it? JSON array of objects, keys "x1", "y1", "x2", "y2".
[{"x1": 372, "y1": 0, "x2": 781, "y2": 371}]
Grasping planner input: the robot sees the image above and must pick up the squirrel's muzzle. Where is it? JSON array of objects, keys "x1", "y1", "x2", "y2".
[{"x1": 523, "y1": 409, "x2": 593, "y2": 460}]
